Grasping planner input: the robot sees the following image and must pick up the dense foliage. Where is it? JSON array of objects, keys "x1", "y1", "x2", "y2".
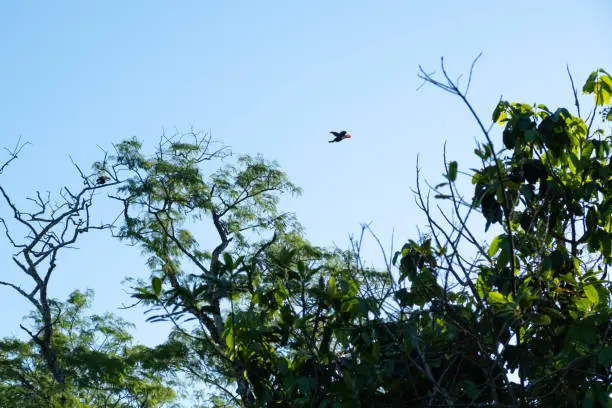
[
  {"x1": 1, "y1": 65, "x2": 610, "y2": 407},
  {"x1": 0, "y1": 290, "x2": 181, "y2": 407}
]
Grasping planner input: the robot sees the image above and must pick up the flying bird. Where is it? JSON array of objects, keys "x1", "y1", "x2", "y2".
[{"x1": 329, "y1": 131, "x2": 351, "y2": 143}]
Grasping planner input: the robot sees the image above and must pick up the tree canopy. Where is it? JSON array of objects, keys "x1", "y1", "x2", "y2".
[{"x1": 1, "y1": 64, "x2": 611, "y2": 407}]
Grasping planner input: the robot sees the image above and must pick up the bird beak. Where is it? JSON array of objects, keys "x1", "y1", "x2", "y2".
[{"x1": 346, "y1": 134, "x2": 351, "y2": 138}]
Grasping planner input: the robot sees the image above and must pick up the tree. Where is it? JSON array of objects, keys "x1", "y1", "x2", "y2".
[
  {"x1": 4, "y1": 62, "x2": 608, "y2": 407},
  {"x1": 402, "y1": 59, "x2": 612, "y2": 406},
  {"x1": 108, "y1": 131, "x2": 304, "y2": 405},
  {"x1": 0, "y1": 145, "x2": 180, "y2": 407},
  {"x1": 0, "y1": 289, "x2": 182, "y2": 407},
  {"x1": 109, "y1": 63, "x2": 611, "y2": 407},
  {"x1": 0, "y1": 140, "x2": 119, "y2": 402}
]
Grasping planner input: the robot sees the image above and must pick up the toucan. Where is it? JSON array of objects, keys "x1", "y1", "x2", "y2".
[
  {"x1": 96, "y1": 175, "x2": 110, "y2": 185},
  {"x1": 329, "y1": 131, "x2": 351, "y2": 143}
]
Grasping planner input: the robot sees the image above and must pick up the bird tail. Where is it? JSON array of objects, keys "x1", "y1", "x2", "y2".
[{"x1": 328, "y1": 140, "x2": 335, "y2": 143}]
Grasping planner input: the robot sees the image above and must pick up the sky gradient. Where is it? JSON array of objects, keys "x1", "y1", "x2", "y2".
[{"x1": 1, "y1": 1, "x2": 611, "y2": 346}]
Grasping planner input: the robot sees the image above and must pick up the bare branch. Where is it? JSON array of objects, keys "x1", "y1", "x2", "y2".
[
  {"x1": 0, "y1": 137, "x2": 30, "y2": 175},
  {"x1": 566, "y1": 65, "x2": 582, "y2": 119}
]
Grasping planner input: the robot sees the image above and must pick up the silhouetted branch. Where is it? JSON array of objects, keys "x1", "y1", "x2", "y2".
[{"x1": 0, "y1": 148, "x2": 116, "y2": 403}]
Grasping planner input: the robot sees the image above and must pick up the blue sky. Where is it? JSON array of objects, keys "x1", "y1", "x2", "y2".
[{"x1": 1, "y1": 1, "x2": 610, "y2": 347}]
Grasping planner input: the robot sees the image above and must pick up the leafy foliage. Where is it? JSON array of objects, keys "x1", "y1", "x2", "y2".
[
  {"x1": 3, "y1": 66, "x2": 611, "y2": 407},
  {"x1": 0, "y1": 290, "x2": 181, "y2": 407},
  {"x1": 104, "y1": 68, "x2": 612, "y2": 406},
  {"x1": 412, "y1": 64, "x2": 612, "y2": 406}
]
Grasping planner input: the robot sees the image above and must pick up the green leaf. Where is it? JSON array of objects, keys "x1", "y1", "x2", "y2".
[
  {"x1": 582, "y1": 141, "x2": 595, "y2": 160},
  {"x1": 392, "y1": 250, "x2": 401, "y2": 266},
  {"x1": 598, "y1": 346, "x2": 612, "y2": 366},
  {"x1": 532, "y1": 314, "x2": 552, "y2": 325},
  {"x1": 327, "y1": 276, "x2": 337, "y2": 298},
  {"x1": 524, "y1": 129, "x2": 538, "y2": 142},
  {"x1": 342, "y1": 369, "x2": 353, "y2": 389},
  {"x1": 223, "y1": 252, "x2": 233, "y2": 269},
  {"x1": 488, "y1": 235, "x2": 504, "y2": 257},
  {"x1": 490, "y1": 234, "x2": 511, "y2": 266},
  {"x1": 394, "y1": 288, "x2": 412, "y2": 307},
  {"x1": 448, "y1": 161, "x2": 458, "y2": 182},
  {"x1": 583, "y1": 69, "x2": 612, "y2": 106},
  {"x1": 476, "y1": 274, "x2": 490, "y2": 299},
  {"x1": 487, "y1": 291, "x2": 509, "y2": 305},
  {"x1": 372, "y1": 341, "x2": 380, "y2": 361},
  {"x1": 492, "y1": 101, "x2": 508, "y2": 124},
  {"x1": 595, "y1": 74, "x2": 612, "y2": 106},
  {"x1": 503, "y1": 127, "x2": 516, "y2": 149},
  {"x1": 277, "y1": 357, "x2": 290, "y2": 375},
  {"x1": 574, "y1": 297, "x2": 592, "y2": 312},
  {"x1": 583, "y1": 284, "x2": 599, "y2": 305},
  {"x1": 296, "y1": 377, "x2": 313, "y2": 393},
  {"x1": 586, "y1": 208, "x2": 598, "y2": 232},
  {"x1": 566, "y1": 325, "x2": 597, "y2": 345},
  {"x1": 462, "y1": 379, "x2": 479, "y2": 399},
  {"x1": 481, "y1": 193, "x2": 503, "y2": 231},
  {"x1": 225, "y1": 328, "x2": 234, "y2": 349},
  {"x1": 583, "y1": 71, "x2": 599, "y2": 93},
  {"x1": 584, "y1": 285, "x2": 599, "y2": 306},
  {"x1": 583, "y1": 393, "x2": 595, "y2": 408},
  {"x1": 522, "y1": 159, "x2": 546, "y2": 184},
  {"x1": 151, "y1": 277, "x2": 162, "y2": 297}
]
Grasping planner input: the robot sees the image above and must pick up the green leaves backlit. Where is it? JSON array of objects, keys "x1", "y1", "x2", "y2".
[{"x1": 583, "y1": 69, "x2": 612, "y2": 106}]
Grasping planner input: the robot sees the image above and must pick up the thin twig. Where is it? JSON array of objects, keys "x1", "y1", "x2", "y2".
[{"x1": 566, "y1": 65, "x2": 582, "y2": 119}]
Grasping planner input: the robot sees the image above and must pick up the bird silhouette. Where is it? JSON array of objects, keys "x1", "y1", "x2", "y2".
[
  {"x1": 329, "y1": 131, "x2": 351, "y2": 143},
  {"x1": 96, "y1": 175, "x2": 110, "y2": 185}
]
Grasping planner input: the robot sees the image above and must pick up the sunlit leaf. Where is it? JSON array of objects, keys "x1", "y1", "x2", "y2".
[
  {"x1": 487, "y1": 291, "x2": 509, "y2": 305},
  {"x1": 151, "y1": 277, "x2": 162, "y2": 297},
  {"x1": 488, "y1": 235, "x2": 504, "y2": 257},
  {"x1": 583, "y1": 285, "x2": 599, "y2": 305}
]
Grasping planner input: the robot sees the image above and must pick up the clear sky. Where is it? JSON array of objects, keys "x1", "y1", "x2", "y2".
[{"x1": 1, "y1": 1, "x2": 610, "y2": 348}]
